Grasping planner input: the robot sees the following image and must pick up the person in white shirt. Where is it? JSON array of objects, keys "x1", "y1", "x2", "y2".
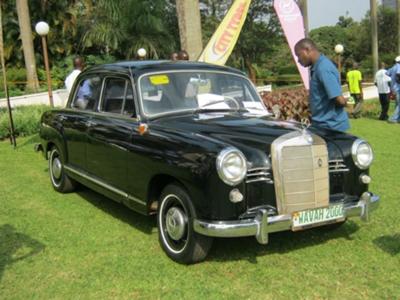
[
  {"x1": 375, "y1": 62, "x2": 392, "y2": 120},
  {"x1": 65, "y1": 56, "x2": 85, "y2": 93}
]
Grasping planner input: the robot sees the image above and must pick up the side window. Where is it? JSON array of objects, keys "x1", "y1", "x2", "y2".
[
  {"x1": 71, "y1": 75, "x2": 102, "y2": 110},
  {"x1": 101, "y1": 78, "x2": 136, "y2": 116}
]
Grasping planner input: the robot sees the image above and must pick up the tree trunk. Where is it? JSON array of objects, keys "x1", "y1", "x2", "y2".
[
  {"x1": 298, "y1": 0, "x2": 309, "y2": 37},
  {"x1": 397, "y1": 0, "x2": 400, "y2": 54},
  {"x1": 16, "y1": 0, "x2": 39, "y2": 91},
  {"x1": 175, "y1": 0, "x2": 203, "y2": 60},
  {"x1": 244, "y1": 56, "x2": 256, "y2": 84},
  {"x1": 370, "y1": 0, "x2": 379, "y2": 76}
]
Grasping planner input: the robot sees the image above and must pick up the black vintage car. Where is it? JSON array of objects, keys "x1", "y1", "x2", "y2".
[{"x1": 36, "y1": 61, "x2": 379, "y2": 264}]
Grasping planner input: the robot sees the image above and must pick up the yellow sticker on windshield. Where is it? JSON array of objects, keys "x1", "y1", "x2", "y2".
[{"x1": 149, "y1": 75, "x2": 169, "y2": 85}]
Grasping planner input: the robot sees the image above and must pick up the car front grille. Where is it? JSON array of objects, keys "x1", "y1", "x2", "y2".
[{"x1": 271, "y1": 131, "x2": 329, "y2": 215}]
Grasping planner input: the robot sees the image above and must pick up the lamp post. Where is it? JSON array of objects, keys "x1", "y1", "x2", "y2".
[
  {"x1": 334, "y1": 44, "x2": 344, "y2": 84},
  {"x1": 35, "y1": 21, "x2": 53, "y2": 107}
]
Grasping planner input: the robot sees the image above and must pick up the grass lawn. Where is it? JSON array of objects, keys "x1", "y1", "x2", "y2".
[{"x1": 1, "y1": 114, "x2": 400, "y2": 299}]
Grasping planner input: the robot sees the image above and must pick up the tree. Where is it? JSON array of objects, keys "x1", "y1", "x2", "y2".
[
  {"x1": 79, "y1": 0, "x2": 177, "y2": 59},
  {"x1": 15, "y1": 0, "x2": 39, "y2": 91},
  {"x1": 176, "y1": 0, "x2": 203, "y2": 60}
]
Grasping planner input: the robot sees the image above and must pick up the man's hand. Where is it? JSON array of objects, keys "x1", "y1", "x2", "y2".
[{"x1": 335, "y1": 95, "x2": 347, "y2": 107}]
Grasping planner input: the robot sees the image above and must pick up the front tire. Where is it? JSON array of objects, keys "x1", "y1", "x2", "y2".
[
  {"x1": 49, "y1": 146, "x2": 76, "y2": 193},
  {"x1": 157, "y1": 184, "x2": 213, "y2": 264}
]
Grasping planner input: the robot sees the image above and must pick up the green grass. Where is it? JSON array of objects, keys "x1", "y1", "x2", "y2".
[{"x1": 1, "y1": 118, "x2": 400, "y2": 299}]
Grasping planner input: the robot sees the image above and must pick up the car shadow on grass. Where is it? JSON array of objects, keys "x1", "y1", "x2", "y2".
[
  {"x1": 208, "y1": 221, "x2": 360, "y2": 263},
  {"x1": 76, "y1": 188, "x2": 156, "y2": 235},
  {"x1": 373, "y1": 234, "x2": 400, "y2": 256},
  {"x1": 0, "y1": 224, "x2": 45, "y2": 283}
]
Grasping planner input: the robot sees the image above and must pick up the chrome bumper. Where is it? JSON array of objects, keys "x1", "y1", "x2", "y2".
[{"x1": 193, "y1": 192, "x2": 380, "y2": 244}]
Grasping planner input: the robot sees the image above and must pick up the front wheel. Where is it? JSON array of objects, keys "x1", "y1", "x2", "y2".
[
  {"x1": 49, "y1": 146, "x2": 76, "y2": 193},
  {"x1": 157, "y1": 184, "x2": 213, "y2": 264}
]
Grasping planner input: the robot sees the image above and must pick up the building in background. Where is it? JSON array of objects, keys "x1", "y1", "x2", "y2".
[{"x1": 383, "y1": 0, "x2": 396, "y2": 10}]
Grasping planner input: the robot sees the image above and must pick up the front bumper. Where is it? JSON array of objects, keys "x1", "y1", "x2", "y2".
[{"x1": 193, "y1": 192, "x2": 379, "y2": 244}]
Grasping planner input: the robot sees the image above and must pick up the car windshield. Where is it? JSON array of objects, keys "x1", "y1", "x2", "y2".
[{"x1": 139, "y1": 71, "x2": 268, "y2": 116}]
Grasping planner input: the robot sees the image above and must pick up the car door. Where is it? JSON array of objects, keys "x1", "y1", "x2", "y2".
[
  {"x1": 62, "y1": 74, "x2": 103, "y2": 170},
  {"x1": 86, "y1": 76, "x2": 138, "y2": 191}
]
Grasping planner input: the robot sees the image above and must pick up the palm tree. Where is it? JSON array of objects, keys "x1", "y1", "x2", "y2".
[
  {"x1": 16, "y1": 0, "x2": 39, "y2": 91},
  {"x1": 80, "y1": 0, "x2": 177, "y2": 59}
]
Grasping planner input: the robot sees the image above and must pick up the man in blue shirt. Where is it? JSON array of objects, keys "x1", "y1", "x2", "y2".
[
  {"x1": 386, "y1": 56, "x2": 400, "y2": 123},
  {"x1": 294, "y1": 38, "x2": 349, "y2": 132}
]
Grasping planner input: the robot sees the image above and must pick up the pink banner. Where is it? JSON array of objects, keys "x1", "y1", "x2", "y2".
[{"x1": 274, "y1": 0, "x2": 309, "y2": 90}]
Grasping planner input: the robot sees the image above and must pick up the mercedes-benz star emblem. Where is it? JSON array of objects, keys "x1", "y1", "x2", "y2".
[{"x1": 318, "y1": 158, "x2": 323, "y2": 167}]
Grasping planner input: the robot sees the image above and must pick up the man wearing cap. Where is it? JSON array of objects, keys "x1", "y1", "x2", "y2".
[{"x1": 387, "y1": 56, "x2": 400, "y2": 123}]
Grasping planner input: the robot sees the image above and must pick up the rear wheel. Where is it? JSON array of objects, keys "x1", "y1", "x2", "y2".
[
  {"x1": 49, "y1": 146, "x2": 76, "y2": 193},
  {"x1": 157, "y1": 184, "x2": 213, "y2": 264}
]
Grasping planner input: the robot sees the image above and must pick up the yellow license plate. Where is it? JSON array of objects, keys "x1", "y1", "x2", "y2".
[{"x1": 292, "y1": 204, "x2": 345, "y2": 229}]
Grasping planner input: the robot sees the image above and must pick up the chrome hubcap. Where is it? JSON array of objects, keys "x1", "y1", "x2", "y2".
[
  {"x1": 165, "y1": 207, "x2": 187, "y2": 241},
  {"x1": 52, "y1": 157, "x2": 62, "y2": 179}
]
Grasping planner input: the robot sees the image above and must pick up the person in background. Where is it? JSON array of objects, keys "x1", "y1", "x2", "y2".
[
  {"x1": 374, "y1": 62, "x2": 391, "y2": 120},
  {"x1": 170, "y1": 52, "x2": 179, "y2": 61},
  {"x1": 178, "y1": 50, "x2": 189, "y2": 61},
  {"x1": 387, "y1": 56, "x2": 400, "y2": 123},
  {"x1": 65, "y1": 56, "x2": 85, "y2": 93},
  {"x1": 346, "y1": 62, "x2": 363, "y2": 118},
  {"x1": 294, "y1": 38, "x2": 349, "y2": 132}
]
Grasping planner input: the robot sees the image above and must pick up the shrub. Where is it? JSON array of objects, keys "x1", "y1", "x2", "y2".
[
  {"x1": 0, "y1": 105, "x2": 51, "y2": 140},
  {"x1": 261, "y1": 88, "x2": 310, "y2": 121}
]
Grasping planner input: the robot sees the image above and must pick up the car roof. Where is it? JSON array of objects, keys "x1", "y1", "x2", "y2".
[{"x1": 85, "y1": 60, "x2": 246, "y2": 77}]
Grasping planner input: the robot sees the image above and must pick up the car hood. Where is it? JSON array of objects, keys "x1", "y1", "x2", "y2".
[{"x1": 151, "y1": 111, "x2": 353, "y2": 163}]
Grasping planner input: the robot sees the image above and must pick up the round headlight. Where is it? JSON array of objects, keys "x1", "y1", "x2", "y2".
[
  {"x1": 216, "y1": 147, "x2": 247, "y2": 186},
  {"x1": 352, "y1": 139, "x2": 374, "y2": 170}
]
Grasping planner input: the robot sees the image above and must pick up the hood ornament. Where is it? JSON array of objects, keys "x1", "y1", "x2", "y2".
[
  {"x1": 300, "y1": 118, "x2": 313, "y2": 144},
  {"x1": 300, "y1": 118, "x2": 311, "y2": 130}
]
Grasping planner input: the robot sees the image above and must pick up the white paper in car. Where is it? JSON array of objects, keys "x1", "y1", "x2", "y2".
[
  {"x1": 197, "y1": 93, "x2": 230, "y2": 109},
  {"x1": 243, "y1": 102, "x2": 271, "y2": 116}
]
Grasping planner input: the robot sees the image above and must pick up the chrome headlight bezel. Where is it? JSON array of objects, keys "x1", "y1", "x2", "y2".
[
  {"x1": 216, "y1": 147, "x2": 247, "y2": 186},
  {"x1": 351, "y1": 139, "x2": 374, "y2": 170}
]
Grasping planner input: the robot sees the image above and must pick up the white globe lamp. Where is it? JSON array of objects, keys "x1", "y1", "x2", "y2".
[
  {"x1": 35, "y1": 21, "x2": 53, "y2": 107},
  {"x1": 334, "y1": 44, "x2": 344, "y2": 54},
  {"x1": 35, "y1": 21, "x2": 49, "y2": 36},
  {"x1": 137, "y1": 48, "x2": 147, "y2": 58}
]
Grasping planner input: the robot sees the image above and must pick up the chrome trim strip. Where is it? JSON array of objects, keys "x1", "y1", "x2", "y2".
[
  {"x1": 246, "y1": 177, "x2": 273, "y2": 184},
  {"x1": 329, "y1": 169, "x2": 350, "y2": 173},
  {"x1": 328, "y1": 159, "x2": 349, "y2": 173},
  {"x1": 246, "y1": 167, "x2": 273, "y2": 183},
  {"x1": 64, "y1": 165, "x2": 146, "y2": 206},
  {"x1": 193, "y1": 192, "x2": 380, "y2": 244}
]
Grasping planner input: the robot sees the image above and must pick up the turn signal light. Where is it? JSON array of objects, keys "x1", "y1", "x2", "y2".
[
  {"x1": 138, "y1": 123, "x2": 149, "y2": 135},
  {"x1": 360, "y1": 174, "x2": 371, "y2": 184},
  {"x1": 229, "y1": 189, "x2": 243, "y2": 203}
]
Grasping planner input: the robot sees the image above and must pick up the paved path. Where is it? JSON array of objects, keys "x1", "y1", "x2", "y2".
[
  {"x1": 0, "y1": 89, "x2": 69, "y2": 108},
  {"x1": 343, "y1": 84, "x2": 379, "y2": 100}
]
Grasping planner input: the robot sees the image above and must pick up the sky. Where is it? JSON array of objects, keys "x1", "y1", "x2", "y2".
[{"x1": 308, "y1": 0, "x2": 383, "y2": 29}]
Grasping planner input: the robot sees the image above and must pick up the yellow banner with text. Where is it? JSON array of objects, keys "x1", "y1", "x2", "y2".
[{"x1": 197, "y1": 0, "x2": 251, "y2": 65}]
